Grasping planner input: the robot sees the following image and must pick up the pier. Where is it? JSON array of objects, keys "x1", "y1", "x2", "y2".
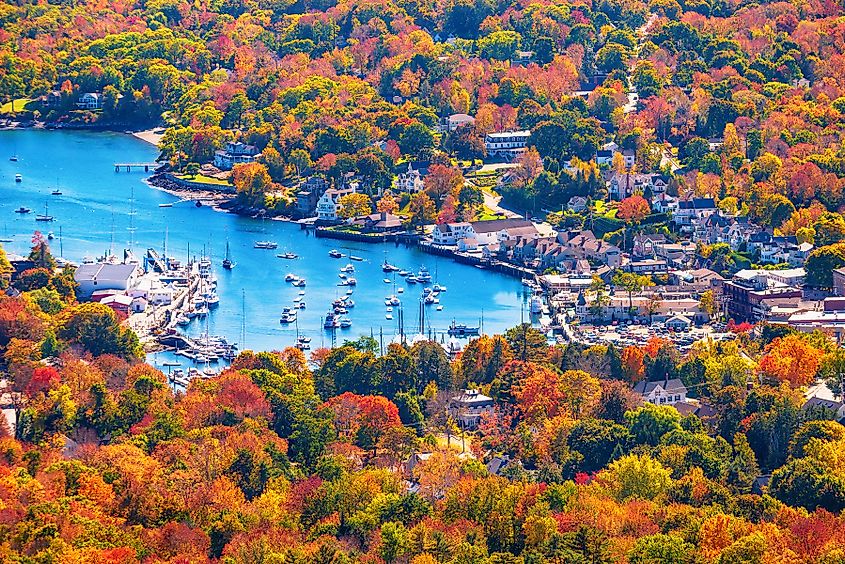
[{"x1": 114, "y1": 162, "x2": 161, "y2": 172}]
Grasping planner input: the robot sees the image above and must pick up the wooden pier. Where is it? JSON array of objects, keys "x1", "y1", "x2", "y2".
[{"x1": 114, "y1": 162, "x2": 160, "y2": 172}]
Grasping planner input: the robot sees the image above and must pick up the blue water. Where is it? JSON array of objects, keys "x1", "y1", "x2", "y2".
[{"x1": 0, "y1": 129, "x2": 532, "y2": 366}]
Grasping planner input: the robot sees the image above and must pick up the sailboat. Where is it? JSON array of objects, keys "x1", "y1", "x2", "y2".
[
  {"x1": 254, "y1": 213, "x2": 277, "y2": 249},
  {"x1": 222, "y1": 240, "x2": 235, "y2": 270},
  {"x1": 35, "y1": 202, "x2": 54, "y2": 222}
]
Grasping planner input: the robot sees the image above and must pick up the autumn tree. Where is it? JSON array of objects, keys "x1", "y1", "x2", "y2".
[
  {"x1": 424, "y1": 164, "x2": 464, "y2": 202},
  {"x1": 338, "y1": 193, "x2": 373, "y2": 220},
  {"x1": 616, "y1": 195, "x2": 650, "y2": 222},
  {"x1": 408, "y1": 192, "x2": 436, "y2": 227},
  {"x1": 758, "y1": 334, "x2": 824, "y2": 387},
  {"x1": 233, "y1": 162, "x2": 273, "y2": 207}
]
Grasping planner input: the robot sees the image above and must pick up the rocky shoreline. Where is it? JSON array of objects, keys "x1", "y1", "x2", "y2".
[{"x1": 145, "y1": 173, "x2": 289, "y2": 219}]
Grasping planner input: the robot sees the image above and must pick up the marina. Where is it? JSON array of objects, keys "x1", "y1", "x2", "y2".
[{"x1": 1, "y1": 129, "x2": 537, "y2": 373}]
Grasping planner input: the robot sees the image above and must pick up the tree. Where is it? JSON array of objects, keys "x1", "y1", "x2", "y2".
[
  {"x1": 57, "y1": 303, "x2": 142, "y2": 359},
  {"x1": 398, "y1": 122, "x2": 435, "y2": 159},
  {"x1": 699, "y1": 290, "x2": 718, "y2": 318},
  {"x1": 338, "y1": 193, "x2": 372, "y2": 220},
  {"x1": 621, "y1": 346, "x2": 646, "y2": 383},
  {"x1": 504, "y1": 323, "x2": 547, "y2": 362},
  {"x1": 29, "y1": 232, "x2": 55, "y2": 269},
  {"x1": 233, "y1": 162, "x2": 273, "y2": 207},
  {"x1": 567, "y1": 418, "x2": 631, "y2": 473},
  {"x1": 600, "y1": 454, "x2": 672, "y2": 502},
  {"x1": 289, "y1": 148, "x2": 313, "y2": 178},
  {"x1": 424, "y1": 164, "x2": 464, "y2": 202},
  {"x1": 626, "y1": 404, "x2": 682, "y2": 446},
  {"x1": 628, "y1": 534, "x2": 693, "y2": 564},
  {"x1": 377, "y1": 193, "x2": 399, "y2": 214},
  {"x1": 758, "y1": 334, "x2": 824, "y2": 387},
  {"x1": 612, "y1": 271, "x2": 651, "y2": 313},
  {"x1": 408, "y1": 192, "x2": 436, "y2": 227},
  {"x1": 806, "y1": 244, "x2": 845, "y2": 289},
  {"x1": 616, "y1": 195, "x2": 650, "y2": 222}
]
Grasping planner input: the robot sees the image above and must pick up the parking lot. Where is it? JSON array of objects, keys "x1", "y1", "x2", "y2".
[{"x1": 567, "y1": 319, "x2": 734, "y2": 351}]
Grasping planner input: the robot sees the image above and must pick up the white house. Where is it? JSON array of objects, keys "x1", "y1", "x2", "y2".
[
  {"x1": 633, "y1": 379, "x2": 688, "y2": 406},
  {"x1": 450, "y1": 389, "x2": 494, "y2": 429},
  {"x1": 568, "y1": 196, "x2": 588, "y2": 212},
  {"x1": 316, "y1": 185, "x2": 356, "y2": 222},
  {"x1": 214, "y1": 141, "x2": 261, "y2": 170},
  {"x1": 432, "y1": 222, "x2": 474, "y2": 245},
  {"x1": 74, "y1": 263, "x2": 139, "y2": 299},
  {"x1": 76, "y1": 92, "x2": 102, "y2": 110},
  {"x1": 441, "y1": 113, "x2": 475, "y2": 132},
  {"x1": 128, "y1": 278, "x2": 175, "y2": 306},
  {"x1": 396, "y1": 162, "x2": 428, "y2": 193},
  {"x1": 485, "y1": 130, "x2": 530, "y2": 159},
  {"x1": 673, "y1": 198, "x2": 717, "y2": 226}
]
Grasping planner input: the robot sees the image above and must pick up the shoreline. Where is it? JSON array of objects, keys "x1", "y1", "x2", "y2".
[{"x1": 132, "y1": 128, "x2": 165, "y2": 147}]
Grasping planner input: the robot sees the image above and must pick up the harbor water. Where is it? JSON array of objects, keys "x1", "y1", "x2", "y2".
[{"x1": 0, "y1": 129, "x2": 534, "y2": 370}]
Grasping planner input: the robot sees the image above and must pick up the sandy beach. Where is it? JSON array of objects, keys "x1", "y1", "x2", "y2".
[{"x1": 132, "y1": 128, "x2": 165, "y2": 146}]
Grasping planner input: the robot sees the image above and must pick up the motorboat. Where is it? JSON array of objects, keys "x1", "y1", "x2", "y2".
[
  {"x1": 436, "y1": 305, "x2": 444, "y2": 311},
  {"x1": 345, "y1": 277, "x2": 357, "y2": 286},
  {"x1": 51, "y1": 189, "x2": 62, "y2": 196},
  {"x1": 254, "y1": 241, "x2": 278, "y2": 249},
  {"x1": 14, "y1": 207, "x2": 30, "y2": 214},
  {"x1": 406, "y1": 275, "x2": 418, "y2": 284},
  {"x1": 382, "y1": 260, "x2": 399, "y2": 272},
  {"x1": 433, "y1": 284, "x2": 447, "y2": 292},
  {"x1": 386, "y1": 306, "x2": 394, "y2": 312},
  {"x1": 293, "y1": 278, "x2": 306, "y2": 287},
  {"x1": 340, "y1": 264, "x2": 355, "y2": 273},
  {"x1": 338, "y1": 273, "x2": 347, "y2": 280},
  {"x1": 204, "y1": 291, "x2": 220, "y2": 308},
  {"x1": 9, "y1": 155, "x2": 17, "y2": 162},
  {"x1": 424, "y1": 294, "x2": 439, "y2": 305},
  {"x1": 298, "y1": 290, "x2": 305, "y2": 295},
  {"x1": 334, "y1": 307, "x2": 348, "y2": 314},
  {"x1": 346, "y1": 289, "x2": 354, "y2": 295},
  {"x1": 385, "y1": 295, "x2": 400, "y2": 306},
  {"x1": 448, "y1": 321, "x2": 480, "y2": 337},
  {"x1": 329, "y1": 249, "x2": 343, "y2": 258},
  {"x1": 324, "y1": 312, "x2": 339, "y2": 329},
  {"x1": 417, "y1": 266, "x2": 432, "y2": 283},
  {"x1": 296, "y1": 301, "x2": 306, "y2": 309},
  {"x1": 284, "y1": 273, "x2": 298, "y2": 282},
  {"x1": 277, "y1": 252, "x2": 297, "y2": 259},
  {"x1": 280, "y1": 308, "x2": 297, "y2": 324},
  {"x1": 349, "y1": 255, "x2": 363, "y2": 262},
  {"x1": 398, "y1": 270, "x2": 410, "y2": 277},
  {"x1": 175, "y1": 313, "x2": 191, "y2": 326},
  {"x1": 383, "y1": 278, "x2": 391, "y2": 283},
  {"x1": 397, "y1": 287, "x2": 404, "y2": 294},
  {"x1": 47, "y1": 231, "x2": 54, "y2": 240},
  {"x1": 385, "y1": 313, "x2": 393, "y2": 320},
  {"x1": 339, "y1": 317, "x2": 352, "y2": 328},
  {"x1": 14, "y1": 174, "x2": 22, "y2": 182},
  {"x1": 159, "y1": 203, "x2": 173, "y2": 208}
]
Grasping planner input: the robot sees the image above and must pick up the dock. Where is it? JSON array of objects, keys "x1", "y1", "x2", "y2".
[{"x1": 114, "y1": 162, "x2": 161, "y2": 172}]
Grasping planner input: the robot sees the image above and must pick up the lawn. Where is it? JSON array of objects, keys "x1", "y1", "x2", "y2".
[
  {"x1": 0, "y1": 98, "x2": 34, "y2": 114},
  {"x1": 176, "y1": 173, "x2": 231, "y2": 186}
]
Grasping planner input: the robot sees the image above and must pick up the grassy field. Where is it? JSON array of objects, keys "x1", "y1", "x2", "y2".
[
  {"x1": 0, "y1": 98, "x2": 34, "y2": 114},
  {"x1": 176, "y1": 173, "x2": 231, "y2": 186}
]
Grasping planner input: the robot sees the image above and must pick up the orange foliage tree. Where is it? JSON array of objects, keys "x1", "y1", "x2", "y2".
[{"x1": 758, "y1": 334, "x2": 824, "y2": 387}]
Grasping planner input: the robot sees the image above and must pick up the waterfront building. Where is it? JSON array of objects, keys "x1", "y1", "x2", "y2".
[
  {"x1": 76, "y1": 92, "x2": 102, "y2": 110},
  {"x1": 484, "y1": 130, "x2": 530, "y2": 159},
  {"x1": 213, "y1": 141, "x2": 261, "y2": 170},
  {"x1": 295, "y1": 176, "x2": 329, "y2": 217},
  {"x1": 74, "y1": 263, "x2": 139, "y2": 299},
  {"x1": 316, "y1": 185, "x2": 356, "y2": 222}
]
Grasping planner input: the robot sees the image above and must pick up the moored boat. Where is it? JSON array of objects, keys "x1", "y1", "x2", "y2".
[
  {"x1": 329, "y1": 249, "x2": 343, "y2": 258},
  {"x1": 254, "y1": 241, "x2": 278, "y2": 249}
]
